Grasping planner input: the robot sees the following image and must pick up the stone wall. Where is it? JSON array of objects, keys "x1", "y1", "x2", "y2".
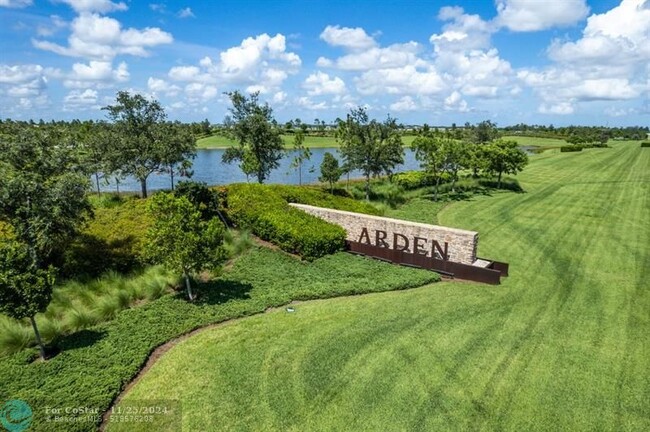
[{"x1": 290, "y1": 203, "x2": 478, "y2": 264}]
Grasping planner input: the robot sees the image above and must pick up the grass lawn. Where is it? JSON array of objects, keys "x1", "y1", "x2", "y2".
[
  {"x1": 501, "y1": 134, "x2": 567, "y2": 149},
  {"x1": 196, "y1": 134, "x2": 419, "y2": 149},
  {"x1": 112, "y1": 141, "x2": 649, "y2": 431},
  {"x1": 197, "y1": 134, "x2": 338, "y2": 149}
]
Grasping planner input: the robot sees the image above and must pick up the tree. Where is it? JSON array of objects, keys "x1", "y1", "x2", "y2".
[
  {"x1": 319, "y1": 152, "x2": 342, "y2": 193},
  {"x1": 156, "y1": 121, "x2": 196, "y2": 190},
  {"x1": 0, "y1": 241, "x2": 56, "y2": 360},
  {"x1": 290, "y1": 129, "x2": 312, "y2": 185},
  {"x1": 102, "y1": 91, "x2": 168, "y2": 198},
  {"x1": 482, "y1": 140, "x2": 529, "y2": 188},
  {"x1": 411, "y1": 125, "x2": 447, "y2": 201},
  {"x1": 442, "y1": 139, "x2": 468, "y2": 193},
  {"x1": 0, "y1": 125, "x2": 92, "y2": 267},
  {"x1": 221, "y1": 91, "x2": 284, "y2": 183},
  {"x1": 471, "y1": 120, "x2": 499, "y2": 144},
  {"x1": 336, "y1": 107, "x2": 404, "y2": 200},
  {"x1": 144, "y1": 193, "x2": 227, "y2": 301},
  {"x1": 74, "y1": 121, "x2": 111, "y2": 196}
]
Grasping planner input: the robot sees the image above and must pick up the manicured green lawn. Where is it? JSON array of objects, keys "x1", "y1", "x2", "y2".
[
  {"x1": 501, "y1": 134, "x2": 567, "y2": 149},
  {"x1": 196, "y1": 134, "x2": 419, "y2": 149},
  {"x1": 197, "y1": 134, "x2": 339, "y2": 149},
  {"x1": 113, "y1": 141, "x2": 649, "y2": 431}
]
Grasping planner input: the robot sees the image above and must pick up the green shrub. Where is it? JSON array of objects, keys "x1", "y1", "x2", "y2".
[
  {"x1": 62, "y1": 197, "x2": 152, "y2": 277},
  {"x1": 269, "y1": 185, "x2": 381, "y2": 215},
  {"x1": 174, "y1": 181, "x2": 225, "y2": 221},
  {"x1": 226, "y1": 184, "x2": 347, "y2": 260},
  {"x1": 393, "y1": 171, "x2": 451, "y2": 190},
  {"x1": 641, "y1": 141, "x2": 650, "y2": 148},
  {"x1": 560, "y1": 146, "x2": 583, "y2": 152}
]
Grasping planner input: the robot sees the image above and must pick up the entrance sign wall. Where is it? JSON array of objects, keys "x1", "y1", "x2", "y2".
[{"x1": 290, "y1": 203, "x2": 508, "y2": 284}]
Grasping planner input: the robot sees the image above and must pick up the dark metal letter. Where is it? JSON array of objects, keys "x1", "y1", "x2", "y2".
[
  {"x1": 432, "y1": 240, "x2": 449, "y2": 260},
  {"x1": 358, "y1": 227, "x2": 371, "y2": 244},
  {"x1": 414, "y1": 237, "x2": 428, "y2": 256},
  {"x1": 393, "y1": 233, "x2": 410, "y2": 252},
  {"x1": 375, "y1": 230, "x2": 389, "y2": 248}
]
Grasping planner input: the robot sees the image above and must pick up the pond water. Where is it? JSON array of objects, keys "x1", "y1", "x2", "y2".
[
  {"x1": 100, "y1": 146, "x2": 538, "y2": 193},
  {"x1": 102, "y1": 148, "x2": 423, "y2": 192}
]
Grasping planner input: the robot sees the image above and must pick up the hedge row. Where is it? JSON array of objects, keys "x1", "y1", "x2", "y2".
[
  {"x1": 225, "y1": 184, "x2": 346, "y2": 260},
  {"x1": 560, "y1": 146, "x2": 583, "y2": 153},
  {"x1": 561, "y1": 143, "x2": 610, "y2": 152},
  {"x1": 641, "y1": 141, "x2": 650, "y2": 148},
  {"x1": 392, "y1": 171, "x2": 452, "y2": 190},
  {"x1": 268, "y1": 184, "x2": 381, "y2": 215}
]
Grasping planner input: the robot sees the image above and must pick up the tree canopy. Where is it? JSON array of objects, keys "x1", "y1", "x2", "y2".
[
  {"x1": 319, "y1": 152, "x2": 342, "y2": 193},
  {"x1": 336, "y1": 107, "x2": 404, "y2": 200},
  {"x1": 483, "y1": 140, "x2": 529, "y2": 188},
  {"x1": 0, "y1": 125, "x2": 92, "y2": 267},
  {"x1": 221, "y1": 91, "x2": 284, "y2": 183},
  {"x1": 103, "y1": 91, "x2": 195, "y2": 197},
  {"x1": 144, "y1": 193, "x2": 227, "y2": 300}
]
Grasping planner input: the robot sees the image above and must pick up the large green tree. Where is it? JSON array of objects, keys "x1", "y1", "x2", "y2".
[
  {"x1": 482, "y1": 140, "x2": 529, "y2": 188},
  {"x1": 0, "y1": 125, "x2": 92, "y2": 267},
  {"x1": 336, "y1": 107, "x2": 404, "y2": 200},
  {"x1": 103, "y1": 91, "x2": 170, "y2": 198},
  {"x1": 221, "y1": 91, "x2": 284, "y2": 183},
  {"x1": 0, "y1": 242, "x2": 55, "y2": 360},
  {"x1": 144, "y1": 193, "x2": 227, "y2": 301}
]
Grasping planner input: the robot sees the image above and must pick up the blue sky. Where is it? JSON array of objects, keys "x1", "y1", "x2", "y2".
[{"x1": 1, "y1": 0, "x2": 648, "y2": 126}]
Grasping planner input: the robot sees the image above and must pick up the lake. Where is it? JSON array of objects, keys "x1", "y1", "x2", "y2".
[
  {"x1": 100, "y1": 146, "x2": 538, "y2": 193},
  {"x1": 101, "y1": 148, "x2": 423, "y2": 192}
]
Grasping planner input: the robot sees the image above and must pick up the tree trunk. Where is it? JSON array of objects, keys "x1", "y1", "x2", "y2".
[
  {"x1": 170, "y1": 164, "x2": 175, "y2": 191},
  {"x1": 346, "y1": 171, "x2": 350, "y2": 190},
  {"x1": 30, "y1": 315, "x2": 46, "y2": 360},
  {"x1": 116, "y1": 178, "x2": 121, "y2": 197},
  {"x1": 365, "y1": 174, "x2": 370, "y2": 201},
  {"x1": 183, "y1": 272, "x2": 194, "y2": 301},
  {"x1": 451, "y1": 172, "x2": 457, "y2": 194},
  {"x1": 140, "y1": 178, "x2": 147, "y2": 199},
  {"x1": 330, "y1": 181, "x2": 334, "y2": 194},
  {"x1": 95, "y1": 172, "x2": 101, "y2": 197},
  {"x1": 498, "y1": 171, "x2": 502, "y2": 189},
  {"x1": 434, "y1": 175, "x2": 441, "y2": 202},
  {"x1": 298, "y1": 162, "x2": 302, "y2": 186}
]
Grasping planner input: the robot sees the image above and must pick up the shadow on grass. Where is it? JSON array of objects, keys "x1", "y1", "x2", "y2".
[
  {"x1": 194, "y1": 279, "x2": 254, "y2": 306},
  {"x1": 54, "y1": 329, "x2": 108, "y2": 355}
]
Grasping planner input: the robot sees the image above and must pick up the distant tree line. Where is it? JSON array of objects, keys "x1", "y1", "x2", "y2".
[{"x1": 501, "y1": 123, "x2": 649, "y2": 141}]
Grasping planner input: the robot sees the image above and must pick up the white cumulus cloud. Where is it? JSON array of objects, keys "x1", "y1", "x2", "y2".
[
  {"x1": 320, "y1": 25, "x2": 377, "y2": 50},
  {"x1": 33, "y1": 13, "x2": 172, "y2": 60},
  {"x1": 55, "y1": 0, "x2": 127, "y2": 13},
  {"x1": 303, "y1": 72, "x2": 346, "y2": 96},
  {"x1": 495, "y1": 0, "x2": 589, "y2": 32}
]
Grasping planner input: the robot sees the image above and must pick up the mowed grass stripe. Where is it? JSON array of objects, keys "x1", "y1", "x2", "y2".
[
  {"x1": 110, "y1": 142, "x2": 649, "y2": 431},
  {"x1": 438, "y1": 143, "x2": 648, "y2": 430}
]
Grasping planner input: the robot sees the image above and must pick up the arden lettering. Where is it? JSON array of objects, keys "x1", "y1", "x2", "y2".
[{"x1": 357, "y1": 228, "x2": 449, "y2": 260}]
